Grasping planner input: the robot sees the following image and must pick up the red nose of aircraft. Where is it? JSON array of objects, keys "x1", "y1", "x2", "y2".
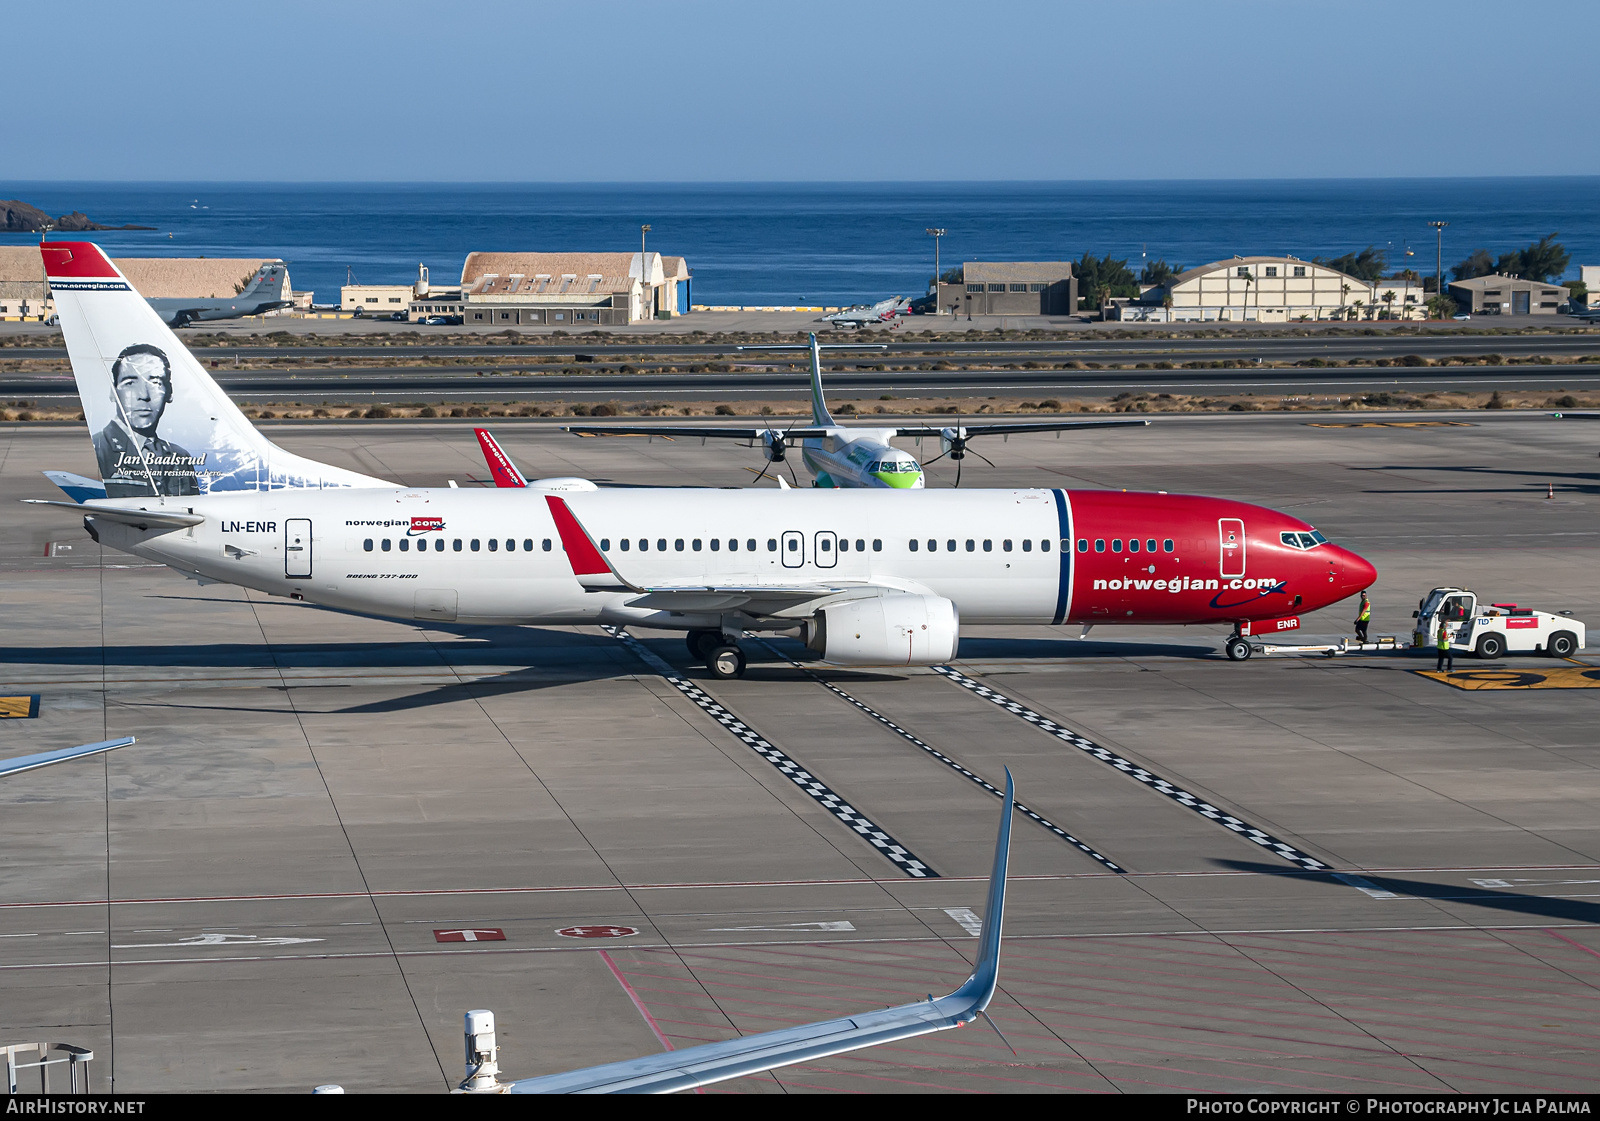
[{"x1": 1330, "y1": 545, "x2": 1377, "y2": 598}]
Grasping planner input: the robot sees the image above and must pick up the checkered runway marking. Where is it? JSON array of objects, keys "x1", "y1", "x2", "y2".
[
  {"x1": 932, "y1": 665, "x2": 1329, "y2": 872},
  {"x1": 604, "y1": 627, "x2": 937, "y2": 879},
  {"x1": 754, "y1": 640, "x2": 1123, "y2": 872}
]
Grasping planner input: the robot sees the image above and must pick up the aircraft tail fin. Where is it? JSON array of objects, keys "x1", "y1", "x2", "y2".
[
  {"x1": 808, "y1": 332, "x2": 834, "y2": 426},
  {"x1": 40, "y1": 241, "x2": 388, "y2": 499},
  {"x1": 474, "y1": 428, "x2": 528, "y2": 487},
  {"x1": 240, "y1": 262, "x2": 288, "y2": 300}
]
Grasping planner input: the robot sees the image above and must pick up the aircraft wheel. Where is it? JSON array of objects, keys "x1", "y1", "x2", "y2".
[
  {"x1": 706, "y1": 644, "x2": 746, "y2": 679},
  {"x1": 686, "y1": 629, "x2": 720, "y2": 660},
  {"x1": 1224, "y1": 637, "x2": 1252, "y2": 661}
]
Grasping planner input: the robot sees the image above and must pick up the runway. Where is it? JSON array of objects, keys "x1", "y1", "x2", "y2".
[
  {"x1": 4, "y1": 363, "x2": 1600, "y2": 404},
  {"x1": 3, "y1": 413, "x2": 1600, "y2": 1092}
]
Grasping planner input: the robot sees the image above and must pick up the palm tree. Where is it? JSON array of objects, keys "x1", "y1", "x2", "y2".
[
  {"x1": 1381, "y1": 291, "x2": 1396, "y2": 320},
  {"x1": 1339, "y1": 281, "x2": 1351, "y2": 321}
]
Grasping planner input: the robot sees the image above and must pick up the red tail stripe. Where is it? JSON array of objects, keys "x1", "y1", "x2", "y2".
[
  {"x1": 545, "y1": 495, "x2": 612, "y2": 576},
  {"x1": 474, "y1": 428, "x2": 527, "y2": 488},
  {"x1": 39, "y1": 241, "x2": 120, "y2": 279}
]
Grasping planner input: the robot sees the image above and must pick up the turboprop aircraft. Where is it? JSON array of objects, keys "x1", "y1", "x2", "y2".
[
  {"x1": 28, "y1": 241, "x2": 1375, "y2": 677},
  {"x1": 564, "y1": 334, "x2": 1149, "y2": 488},
  {"x1": 146, "y1": 262, "x2": 293, "y2": 328}
]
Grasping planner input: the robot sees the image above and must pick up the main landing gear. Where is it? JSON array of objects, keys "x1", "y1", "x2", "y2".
[
  {"x1": 1224, "y1": 632, "x2": 1253, "y2": 661},
  {"x1": 686, "y1": 629, "x2": 748, "y2": 679}
]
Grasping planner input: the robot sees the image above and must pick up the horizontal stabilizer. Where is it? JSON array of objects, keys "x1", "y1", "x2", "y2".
[
  {"x1": 42, "y1": 470, "x2": 107, "y2": 503},
  {"x1": 565, "y1": 425, "x2": 833, "y2": 442},
  {"x1": 1, "y1": 737, "x2": 135, "y2": 779},
  {"x1": 508, "y1": 769, "x2": 1014, "y2": 1093},
  {"x1": 23, "y1": 498, "x2": 204, "y2": 529}
]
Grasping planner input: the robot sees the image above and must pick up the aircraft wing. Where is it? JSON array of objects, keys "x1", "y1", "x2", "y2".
[
  {"x1": 544, "y1": 494, "x2": 874, "y2": 611},
  {"x1": 894, "y1": 418, "x2": 1151, "y2": 438},
  {"x1": 565, "y1": 425, "x2": 834, "y2": 442},
  {"x1": 1551, "y1": 411, "x2": 1600, "y2": 420},
  {"x1": 1, "y1": 737, "x2": 135, "y2": 778},
  {"x1": 507, "y1": 770, "x2": 1014, "y2": 1094},
  {"x1": 474, "y1": 428, "x2": 529, "y2": 487},
  {"x1": 23, "y1": 499, "x2": 205, "y2": 529}
]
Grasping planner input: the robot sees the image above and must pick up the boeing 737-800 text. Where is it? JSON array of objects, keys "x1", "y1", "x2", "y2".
[{"x1": 30, "y1": 241, "x2": 1374, "y2": 676}]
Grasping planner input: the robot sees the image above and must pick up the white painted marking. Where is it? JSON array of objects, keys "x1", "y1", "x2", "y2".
[
  {"x1": 1473, "y1": 877, "x2": 1600, "y2": 888},
  {"x1": 1333, "y1": 873, "x2": 1399, "y2": 900},
  {"x1": 111, "y1": 932, "x2": 325, "y2": 948},
  {"x1": 944, "y1": 907, "x2": 983, "y2": 937},
  {"x1": 706, "y1": 921, "x2": 856, "y2": 932},
  {"x1": 1470, "y1": 878, "x2": 1513, "y2": 888}
]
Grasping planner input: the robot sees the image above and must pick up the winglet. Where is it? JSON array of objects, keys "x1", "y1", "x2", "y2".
[
  {"x1": 950, "y1": 766, "x2": 1013, "y2": 1015},
  {"x1": 475, "y1": 429, "x2": 528, "y2": 488},
  {"x1": 544, "y1": 495, "x2": 635, "y2": 591},
  {"x1": 499, "y1": 766, "x2": 1015, "y2": 1093}
]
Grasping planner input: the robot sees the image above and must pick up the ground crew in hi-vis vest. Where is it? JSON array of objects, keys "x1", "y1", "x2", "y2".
[
  {"x1": 1355, "y1": 591, "x2": 1371, "y2": 643},
  {"x1": 1435, "y1": 620, "x2": 1454, "y2": 672}
]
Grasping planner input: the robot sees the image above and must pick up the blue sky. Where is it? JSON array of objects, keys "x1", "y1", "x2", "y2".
[{"x1": 10, "y1": 1, "x2": 1598, "y2": 181}]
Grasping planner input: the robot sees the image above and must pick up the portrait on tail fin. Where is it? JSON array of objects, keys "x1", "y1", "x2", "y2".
[{"x1": 91, "y1": 344, "x2": 203, "y2": 497}]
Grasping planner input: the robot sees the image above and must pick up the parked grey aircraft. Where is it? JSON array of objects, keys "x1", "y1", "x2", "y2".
[{"x1": 146, "y1": 263, "x2": 292, "y2": 327}]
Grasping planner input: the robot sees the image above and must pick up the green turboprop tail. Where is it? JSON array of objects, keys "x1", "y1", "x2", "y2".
[{"x1": 808, "y1": 333, "x2": 835, "y2": 427}]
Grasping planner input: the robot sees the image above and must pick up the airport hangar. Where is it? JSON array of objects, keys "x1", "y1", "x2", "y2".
[
  {"x1": 0, "y1": 246, "x2": 302, "y2": 321},
  {"x1": 1113, "y1": 255, "x2": 1423, "y2": 323},
  {"x1": 5, "y1": 409, "x2": 1600, "y2": 1093}
]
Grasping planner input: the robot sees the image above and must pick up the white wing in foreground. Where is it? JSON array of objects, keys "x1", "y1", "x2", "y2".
[
  {"x1": 506, "y1": 769, "x2": 1015, "y2": 1094},
  {"x1": 0, "y1": 737, "x2": 135, "y2": 778}
]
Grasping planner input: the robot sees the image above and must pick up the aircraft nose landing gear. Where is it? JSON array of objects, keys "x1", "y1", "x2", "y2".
[{"x1": 1224, "y1": 634, "x2": 1252, "y2": 661}]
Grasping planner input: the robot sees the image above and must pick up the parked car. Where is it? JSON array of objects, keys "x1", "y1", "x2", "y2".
[
  {"x1": 419, "y1": 315, "x2": 461, "y2": 326},
  {"x1": 1452, "y1": 313, "x2": 1472, "y2": 321},
  {"x1": 387, "y1": 311, "x2": 408, "y2": 321}
]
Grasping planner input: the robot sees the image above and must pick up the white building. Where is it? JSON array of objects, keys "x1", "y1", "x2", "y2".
[
  {"x1": 457, "y1": 251, "x2": 691, "y2": 327},
  {"x1": 1126, "y1": 255, "x2": 1376, "y2": 322},
  {"x1": 341, "y1": 284, "x2": 415, "y2": 314},
  {"x1": 1582, "y1": 265, "x2": 1599, "y2": 307}
]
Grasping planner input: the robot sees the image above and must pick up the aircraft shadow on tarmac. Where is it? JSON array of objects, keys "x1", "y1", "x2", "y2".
[
  {"x1": 1219, "y1": 859, "x2": 1600, "y2": 926},
  {"x1": 1352, "y1": 464, "x2": 1600, "y2": 496}
]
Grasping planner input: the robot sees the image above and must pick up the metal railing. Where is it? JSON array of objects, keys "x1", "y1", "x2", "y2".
[{"x1": 3, "y1": 1042, "x2": 94, "y2": 1094}]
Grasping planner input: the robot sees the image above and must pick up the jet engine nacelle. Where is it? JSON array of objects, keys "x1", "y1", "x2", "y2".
[{"x1": 808, "y1": 593, "x2": 959, "y2": 666}]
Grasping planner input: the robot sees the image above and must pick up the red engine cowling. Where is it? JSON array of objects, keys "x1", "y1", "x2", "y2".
[{"x1": 808, "y1": 594, "x2": 959, "y2": 666}]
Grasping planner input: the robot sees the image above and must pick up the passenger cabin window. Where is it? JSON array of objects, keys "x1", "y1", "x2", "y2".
[
  {"x1": 984, "y1": 540, "x2": 992, "y2": 552},
  {"x1": 599, "y1": 538, "x2": 609, "y2": 551},
  {"x1": 711, "y1": 539, "x2": 720, "y2": 551},
  {"x1": 1129, "y1": 539, "x2": 1140, "y2": 552},
  {"x1": 927, "y1": 539, "x2": 937, "y2": 552},
  {"x1": 966, "y1": 539, "x2": 975, "y2": 551},
  {"x1": 675, "y1": 539, "x2": 684, "y2": 551},
  {"x1": 768, "y1": 539, "x2": 778, "y2": 551},
  {"x1": 543, "y1": 539, "x2": 552, "y2": 551},
  {"x1": 619, "y1": 539, "x2": 628, "y2": 551},
  {"x1": 1041, "y1": 539, "x2": 1052, "y2": 552},
  {"x1": 873, "y1": 539, "x2": 882, "y2": 551},
  {"x1": 1023, "y1": 539, "x2": 1033, "y2": 552},
  {"x1": 1077, "y1": 539, "x2": 1087, "y2": 552},
  {"x1": 747, "y1": 539, "x2": 756, "y2": 552},
  {"x1": 819, "y1": 538, "x2": 831, "y2": 553},
  {"x1": 1111, "y1": 539, "x2": 1122, "y2": 552},
  {"x1": 505, "y1": 539, "x2": 515, "y2": 551},
  {"x1": 1094, "y1": 539, "x2": 1104, "y2": 552},
  {"x1": 728, "y1": 539, "x2": 738, "y2": 552},
  {"x1": 400, "y1": 538, "x2": 409, "y2": 552},
  {"x1": 472, "y1": 539, "x2": 481, "y2": 551},
  {"x1": 909, "y1": 539, "x2": 919, "y2": 551},
  {"x1": 381, "y1": 539, "x2": 391, "y2": 552},
  {"x1": 524, "y1": 539, "x2": 533, "y2": 552},
  {"x1": 363, "y1": 538, "x2": 373, "y2": 552},
  {"x1": 489, "y1": 539, "x2": 498, "y2": 551},
  {"x1": 1003, "y1": 540, "x2": 1013, "y2": 552},
  {"x1": 693, "y1": 539, "x2": 702, "y2": 551},
  {"x1": 1163, "y1": 539, "x2": 1174, "y2": 552},
  {"x1": 454, "y1": 539, "x2": 463, "y2": 552},
  {"x1": 946, "y1": 539, "x2": 956, "y2": 552}
]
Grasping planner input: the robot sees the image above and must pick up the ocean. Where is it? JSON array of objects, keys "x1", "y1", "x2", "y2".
[{"x1": 2, "y1": 180, "x2": 1595, "y2": 307}]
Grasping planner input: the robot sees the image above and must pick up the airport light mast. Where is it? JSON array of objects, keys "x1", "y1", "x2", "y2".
[
  {"x1": 926, "y1": 228, "x2": 946, "y2": 314},
  {"x1": 1429, "y1": 221, "x2": 1449, "y2": 315},
  {"x1": 640, "y1": 224, "x2": 651, "y2": 257}
]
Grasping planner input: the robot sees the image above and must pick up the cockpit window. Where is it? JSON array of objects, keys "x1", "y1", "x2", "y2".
[
  {"x1": 1281, "y1": 530, "x2": 1330, "y2": 550},
  {"x1": 1297, "y1": 532, "x2": 1318, "y2": 549}
]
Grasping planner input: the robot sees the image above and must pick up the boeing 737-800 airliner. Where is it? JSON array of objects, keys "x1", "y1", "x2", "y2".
[{"x1": 29, "y1": 242, "x2": 1374, "y2": 676}]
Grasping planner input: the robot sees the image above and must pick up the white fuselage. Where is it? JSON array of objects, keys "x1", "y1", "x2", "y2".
[{"x1": 102, "y1": 486, "x2": 1067, "y2": 629}]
